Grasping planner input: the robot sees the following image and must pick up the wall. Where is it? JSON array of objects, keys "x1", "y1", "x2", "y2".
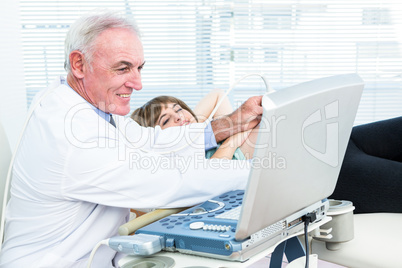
[{"x1": 0, "y1": 0, "x2": 27, "y2": 149}]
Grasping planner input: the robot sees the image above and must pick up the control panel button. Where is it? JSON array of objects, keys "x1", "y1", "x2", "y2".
[{"x1": 189, "y1": 221, "x2": 204, "y2": 230}]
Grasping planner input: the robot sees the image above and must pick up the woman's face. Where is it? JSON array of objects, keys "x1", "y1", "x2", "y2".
[{"x1": 156, "y1": 102, "x2": 196, "y2": 129}]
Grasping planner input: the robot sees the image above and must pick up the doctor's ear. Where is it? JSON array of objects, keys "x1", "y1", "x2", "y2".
[{"x1": 69, "y1": 51, "x2": 87, "y2": 79}]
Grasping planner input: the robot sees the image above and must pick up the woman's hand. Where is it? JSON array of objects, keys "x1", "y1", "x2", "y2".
[{"x1": 222, "y1": 130, "x2": 253, "y2": 149}]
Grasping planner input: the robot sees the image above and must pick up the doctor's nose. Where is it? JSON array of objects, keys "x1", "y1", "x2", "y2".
[{"x1": 125, "y1": 71, "x2": 142, "y2": 91}]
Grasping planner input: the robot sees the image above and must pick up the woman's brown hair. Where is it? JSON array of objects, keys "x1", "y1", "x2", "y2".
[{"x1": 131, "y1": 96, "x2": 198, "y2": 127}]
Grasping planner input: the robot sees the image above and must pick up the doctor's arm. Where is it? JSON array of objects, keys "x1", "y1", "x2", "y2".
[{"x1": 211, "y1": 95, "x2": 263, "y2": 143}]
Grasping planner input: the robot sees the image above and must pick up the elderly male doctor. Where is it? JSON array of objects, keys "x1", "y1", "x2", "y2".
[{"x1": 0, "y1": 12, "x2": 262, "y2": 268}]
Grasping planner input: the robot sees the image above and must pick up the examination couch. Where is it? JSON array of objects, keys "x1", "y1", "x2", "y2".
[{"x1": 311, "y1": 116, "x2": 402, "y2": 267}]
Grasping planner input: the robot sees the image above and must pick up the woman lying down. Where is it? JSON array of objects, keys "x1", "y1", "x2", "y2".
[{"x1": 131, "y1": 89, "x2": 259, "y2": 160}]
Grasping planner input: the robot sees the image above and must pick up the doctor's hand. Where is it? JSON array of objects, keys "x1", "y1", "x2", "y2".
[{"x1": 211, "y1": 95, "x2": 263, "y2": 143}]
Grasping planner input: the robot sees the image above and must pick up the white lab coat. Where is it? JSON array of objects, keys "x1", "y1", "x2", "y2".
[{"x1": 0, "y1": 77, "x2": 250, "y2": 267}]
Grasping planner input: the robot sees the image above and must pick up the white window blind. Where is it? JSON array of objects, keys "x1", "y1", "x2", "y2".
[
  {"x1": 20, "y1": 0, "x2": 402, "y2": 125},
  {"x1": 230, "y1": 1, "x2": 402, "y2": 125}
]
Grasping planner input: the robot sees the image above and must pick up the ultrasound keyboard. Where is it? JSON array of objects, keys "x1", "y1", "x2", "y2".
[{"x1": 134, "y1": 190, "x2": 288, "y2": 261}]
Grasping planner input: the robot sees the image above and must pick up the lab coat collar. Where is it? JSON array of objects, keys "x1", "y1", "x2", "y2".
[{"x1": 60, "y1": 76, "x2": 111, "y2": 124}]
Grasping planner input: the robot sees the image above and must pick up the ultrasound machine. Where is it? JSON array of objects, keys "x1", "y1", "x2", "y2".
[{"x1": 107, "y1": 74, "x2": 364, "y2": 267}]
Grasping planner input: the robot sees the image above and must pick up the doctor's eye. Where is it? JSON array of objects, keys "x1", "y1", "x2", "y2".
[
  {"x1": 116, "y1": 67, "x2": 130, "y2": 73},
  {"x1": 138, "y1": 61, "x2": 145, "y2": 72}
]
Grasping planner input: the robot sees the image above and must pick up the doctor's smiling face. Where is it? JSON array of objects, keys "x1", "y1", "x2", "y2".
[{"x1": 69, "y1": 27, "x2": 145, "y2": 116}]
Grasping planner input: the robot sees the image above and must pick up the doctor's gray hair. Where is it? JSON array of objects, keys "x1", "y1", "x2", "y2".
[{"x1": 64, "y1": 10, "x2": 141, "y2": 72}]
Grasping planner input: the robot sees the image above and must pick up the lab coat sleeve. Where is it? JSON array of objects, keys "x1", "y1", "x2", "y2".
[
  {"x1": 121, "y1": 116, "x2": 208, "y2": 157},
  {"x1": 64, "y1": 148, "x2": 250, "y2": 209},
  {"x1": 62, "y1": 112, "x2": 250, "y2": 209}
]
